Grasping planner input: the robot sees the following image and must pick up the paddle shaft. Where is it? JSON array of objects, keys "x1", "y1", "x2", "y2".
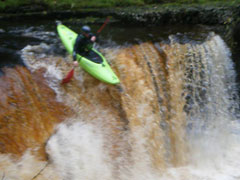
[{"x1": 97, "y1": 17, "x2": 110, "y2": 34}]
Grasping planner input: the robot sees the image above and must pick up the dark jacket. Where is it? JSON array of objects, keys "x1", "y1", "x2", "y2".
[{"x1": 73, "y1": 33, "x2": 94, "y2": 56}]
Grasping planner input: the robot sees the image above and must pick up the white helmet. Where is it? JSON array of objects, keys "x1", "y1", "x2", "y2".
[{"x1": 82, "y1": 25, "x2": 91, "y2": 33}]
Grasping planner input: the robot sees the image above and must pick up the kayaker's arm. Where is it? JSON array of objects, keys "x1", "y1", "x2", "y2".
[
  {"x1": 73, "y1": 34, "x2": 83, "y2": 61},
  {"x1": 72, "y1": 51, "x2": 77, "y2": 61}
]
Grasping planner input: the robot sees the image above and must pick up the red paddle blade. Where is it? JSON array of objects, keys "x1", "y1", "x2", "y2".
[{"x1": 62, "y1": 68, "x2": 74, "y2": 84}]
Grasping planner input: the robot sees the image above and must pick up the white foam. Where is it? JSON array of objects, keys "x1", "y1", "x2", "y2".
[
  {"x1": 17, "y1": 35, "x2": 240, "y2": 180},
  {"x1": 46, "y1": 122, "x2": 113, "y2": 180}
]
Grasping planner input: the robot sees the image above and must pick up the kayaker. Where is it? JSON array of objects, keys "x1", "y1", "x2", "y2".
[{"x1": 72, "y1": 25, "x2": 96, "y2": 67}]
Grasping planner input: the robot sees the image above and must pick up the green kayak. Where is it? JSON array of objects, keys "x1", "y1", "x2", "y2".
[{"x1": 57, "y1": 24, "x2": 120, "y2": 85}]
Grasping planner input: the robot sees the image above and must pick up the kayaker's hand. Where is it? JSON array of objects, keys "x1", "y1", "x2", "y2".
[
  {"x1": 91, "y1": 36, "x2": 96, "y2": 42},
  {"x1": 73, "y1": 52, "x2": 77, "y2": 61},
  {"x1": 73, "y1": 61, "x2": 79, "y2": 67}
]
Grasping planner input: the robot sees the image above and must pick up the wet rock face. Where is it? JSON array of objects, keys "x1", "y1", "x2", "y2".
[
  {"x1": 231, "y1": 20, "x2": 240, "y2": 86},
  {"x1": 233, "y1": 22, "x2": 240, "y2": 46},
  {"x1": 0, "y1": 4, "x2": 238, "y2": 26},
  {"x1": 114, "y1": 6, "x2": 235, "y2": 26},
  {"x1": 1, "y1": 3, "x2": 48, "y2": 13},
  {"x1": 0, "y1": 47, "x2": 24, "y2": 75},
  {"x1": 0, "y1": 66, "x2": 73, "y2": 160}
]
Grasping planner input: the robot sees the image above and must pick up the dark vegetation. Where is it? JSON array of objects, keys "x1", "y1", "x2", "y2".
[
  {"x1": 0, "y1": 0, "x2": 240, "y2": 11},
  {"x1": 1, "y1": 0, "x2": 239, "y2": 51}
]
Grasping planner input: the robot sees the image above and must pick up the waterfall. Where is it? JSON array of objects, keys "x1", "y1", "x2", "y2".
[{"x1": 0, "y1": 33, "x2": 239, "y2": 180}]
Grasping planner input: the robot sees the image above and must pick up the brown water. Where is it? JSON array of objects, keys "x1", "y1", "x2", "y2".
[{"x1": 0, "y1": 29, "x2": 240, "y2": 179}]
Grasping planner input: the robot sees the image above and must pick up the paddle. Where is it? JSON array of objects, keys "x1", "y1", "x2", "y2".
[
  {"x1": 61, "y1": 67, "x2": 74, "y2": 84},
  {"x1": 61, "y1": 17, "x2": 110, "y2": 84},
  {"x1": 97, "y1": 17, "x2": 110, "y2": 34}
]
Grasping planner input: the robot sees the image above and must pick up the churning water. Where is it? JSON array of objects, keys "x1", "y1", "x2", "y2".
[{"x1": 0, "y1": 26, "x2": 240, "y2": 180}]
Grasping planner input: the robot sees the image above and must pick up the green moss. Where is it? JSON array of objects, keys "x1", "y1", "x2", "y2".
[
  {"x1": 0, "y1": 0, "x2": 30, "y2": 9},
  {"x1": 43, "y1": 0, "x2": 144, "y2": 8},
  {"x1": 0, "y1": 0, "x2": 240, "y2": 11}
]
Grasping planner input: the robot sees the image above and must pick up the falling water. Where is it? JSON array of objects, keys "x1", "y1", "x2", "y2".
[{"x1": 0, "y1": 33, "x2": 240, "y2": 180}]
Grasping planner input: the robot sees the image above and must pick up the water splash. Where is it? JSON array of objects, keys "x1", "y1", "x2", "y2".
[
  {"x1": 45, "y1": 34, "x2": 240, "y2": 179},
  {"x1": 46, "y1": 122, "x2": 114, "y2": 180},
  {"x1": 1, "y1": 33, "x2": 240, "y2": 180}
]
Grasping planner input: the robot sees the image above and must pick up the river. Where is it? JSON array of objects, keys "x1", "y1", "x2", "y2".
[{"x1": 0, "y1": 19, "x2": 240, "y2": 180}]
